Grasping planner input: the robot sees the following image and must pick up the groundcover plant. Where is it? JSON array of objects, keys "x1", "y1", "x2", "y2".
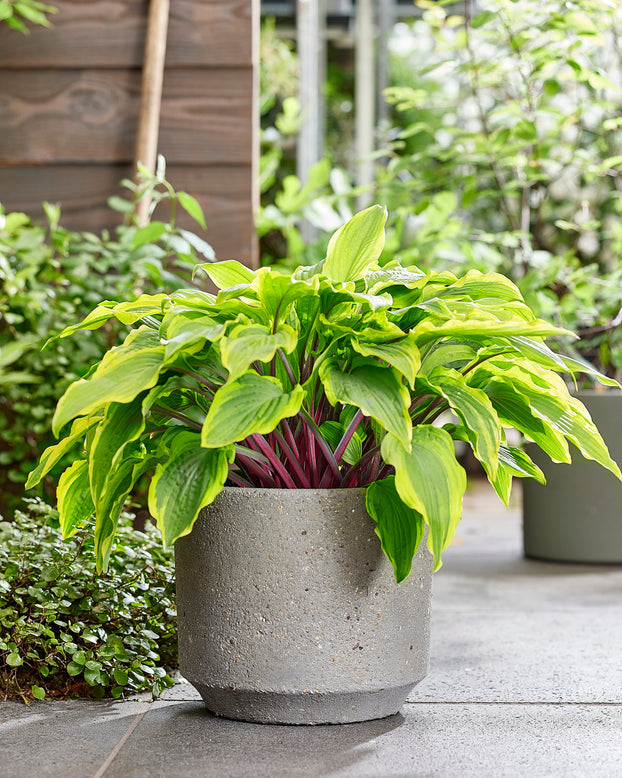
[{"x1": 27, "y1": 206, "x2": 621, "y2": 582}]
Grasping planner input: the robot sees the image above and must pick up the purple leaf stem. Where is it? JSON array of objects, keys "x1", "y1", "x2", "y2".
[
  {"x1": 237, "y1": 441, "x2": 278, "y2": 487},
  {"x1": 250, "y1": 434, "x2": 298, "y2": 489},
  {"x1": 306, "y1": 423, "x2": 319, "y2": 485},
  {"x1": 338, "y1": 444, "x2": 382, "y2": 487},
  {"x1": 280, "y1": 418, "x2": 301, "y2": 461},
  {"x1": 299, "y1": 407, "x2": 341, "y2": 485},
  {"x1": 271, "y1": 427, "x2": 311, "y2": 488},
  {"x1": 333, "y1": 409, "x2": 364, "y2": 463},
  {"x1": 276, "y1": 349, "x2": 298, "y2": 388}
]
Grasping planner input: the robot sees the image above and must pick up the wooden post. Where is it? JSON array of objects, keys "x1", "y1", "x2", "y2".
[{"x1": 134, "y1": 0, "x2": 170, "y2": 226}]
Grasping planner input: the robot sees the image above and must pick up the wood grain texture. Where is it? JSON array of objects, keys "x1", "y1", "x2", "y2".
[
  {"x1": 0, "y1": 69, "x2": 254, "y2": 165},
  {"x1": 0, "y1": 0, "x2": 254, "y2": 68},
  {"x1": 0, "y1": 164, "x2": 257, "y2": 266}
]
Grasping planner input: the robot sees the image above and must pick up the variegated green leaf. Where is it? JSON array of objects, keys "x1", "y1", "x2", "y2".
[
  {"x1": 26, "y1": 416, "x2": 96, "y2": 489},
  {"x1": 57, "y1": 460, "x2": 94, "y2": 538},
  {"x1": 426, "y1": 368, "x2": 501, "y2": 480},
  {"x1": 320, "y1": 362, "x2": 412, "y2": 450},
  {"x1": 148, "y1": 431, "x2": 232, "y2": 546},
  {"x1": 352, "y1": 332, "x2": 421, "y2": 387},
  {"x1": 366, "y1": 476, "x2": 426, "y2": 583},
  {"x1": 201, "y1": 373, "x2": 305, "y2": 447},
  {"x1": 323, "y1": 205, "x2": 387, "y2": 282},
  {"x1": 196, "y1": 259, "x2": 256, "y2": 289},
  {"x1": 89, "y1": 398, "x2": 146, "y2": 509},
  {"x1": 381, "y1": 426, "x2": 466, "y2": 570},
  {"x1": 220, "y1": 324, "x2": 297, "y2": 381},
  {"x1": 52, "y1": 327, "x2": 165, "y2": 435}
]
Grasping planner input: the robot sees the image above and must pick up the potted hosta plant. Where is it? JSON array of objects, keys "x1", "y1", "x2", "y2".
[{"x1": 28, "y1": 206, "x2": 620, "y2": 724}]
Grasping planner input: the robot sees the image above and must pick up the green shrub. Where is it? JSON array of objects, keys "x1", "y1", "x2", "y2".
[
  {"x1": 0, "y1": 166, "x2": 211, "y2": 513},
  {"x1": 0, "y1": 0, "x2": 56, "y2": 33},
  {"x1": 0, "y1": 498, "x2": 177, "y2": 702}
]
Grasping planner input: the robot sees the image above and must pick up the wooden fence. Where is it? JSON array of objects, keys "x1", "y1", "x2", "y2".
[{"x1": 0, "y1": 0, "x2": 259, "y2": 266}]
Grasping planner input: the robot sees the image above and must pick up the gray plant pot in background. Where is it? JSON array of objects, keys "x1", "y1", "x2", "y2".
[
  {"x1": 175, "y1": 487, "x2": 433, "y2": 725},
  {"x1": 523, "y1": 390, "x2": 622, "y2": 563}
]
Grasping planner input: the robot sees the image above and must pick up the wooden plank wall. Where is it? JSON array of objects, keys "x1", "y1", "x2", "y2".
[{"x1": 0, "y1": 0, "x2": 259, "y2": 266}]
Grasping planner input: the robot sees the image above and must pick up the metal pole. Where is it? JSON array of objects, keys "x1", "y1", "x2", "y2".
[
  {"x1": 296, "y1": 0, "x2": 321, "y2": 183},
  {"x1": 355, "y1": 0, "x2": 375, "y2": 209},
  {"x1": 377, "y1": 0, "x2": 394, "y2": 124}
]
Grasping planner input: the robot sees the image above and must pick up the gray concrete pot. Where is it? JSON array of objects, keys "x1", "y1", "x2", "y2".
[
  {"x1": 522, "y1": 390, "x2": 622, "y2": 563},
  {"x1": 175, "y1": 487, "x2": 433, "y2": 725}
]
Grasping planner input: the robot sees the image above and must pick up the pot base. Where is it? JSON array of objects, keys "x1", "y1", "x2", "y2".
[{"x1": 192, "y1": 682, "x2": 417, "y2": 725}]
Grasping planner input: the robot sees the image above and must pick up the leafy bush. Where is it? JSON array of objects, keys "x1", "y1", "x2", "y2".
[
  {"x1": 258, "y1": 18, "x2": 357, "y2": 268},
  {"x1": 0, "y1": 0, "x2": 56, "y2": 33},
  {"x1": 0, "y1": 165, "x2": 212, "y2": 514},
  {"x1": 375, "y1": 0, "x2": 622, "y2": 380},
  {"x1": 0, "y1": 498, "x2": 177, "y2": 702}
]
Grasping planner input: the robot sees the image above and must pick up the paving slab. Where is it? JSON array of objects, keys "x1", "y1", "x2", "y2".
[
  {"x1": 0, "y1": 699, "x2": 150, "y2": 778},
  {"x1": 2, "y1": 479, "x2": 622, "y2": 778},
  {"x1": 95, "y1": 699, "x2": 622, "y2": 778}
]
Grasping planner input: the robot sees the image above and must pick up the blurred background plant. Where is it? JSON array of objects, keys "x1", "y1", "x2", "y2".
[
  {"x1": 0, "y1": 498, "x2": 177, "y2": 702},
  {"x1": 0, "y1": 0, "x2": 56, "y2": 33},
  {"x1": 378, "y1": 0, "x2": 622, "y2": 379},
  {"x1": 0, "y1": 164, "x2": 211, "y2": 515},
  {"x1": 258, "y1": 17, "x2": 358, "y2": 269}
]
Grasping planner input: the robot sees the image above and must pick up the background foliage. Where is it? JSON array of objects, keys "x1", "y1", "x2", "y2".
[
  {"x1": 0, "y1": 167, "x2": 210, "y2": 514},
  {"x1": 0, "y1": 498, "x2": 177, "y2": 702},
  {"x1": 380, "y1": 0, "x2": 622, "y2": 378}
]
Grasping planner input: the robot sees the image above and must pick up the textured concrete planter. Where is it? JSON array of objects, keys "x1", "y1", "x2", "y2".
[
  {"x1": 523, "y1": 390, "x2": 622, "y2": 563},
  {"x1": 175, "y1": 487, "x2": 433, "y2": 725}
]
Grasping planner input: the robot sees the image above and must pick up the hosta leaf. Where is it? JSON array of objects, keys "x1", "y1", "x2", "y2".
[
  {"x1": 381, "y1": 426, "x2": 466, "y2": 570},
  {"x1": 57, "y1": 460, "x2": 94, "y2": 538},
  {"x1": 148, "y1": 431, "x2": 232, "y2": 546},
  {"x1": 252, "y1": 269, "x2": 316, "y2": 321},
  {"x1": 89, "y1": 397, "x2": 146, "y2": 509},
  {"x1": 506, "y1": 336, "x2": 620, "y2": 387},
  {"x1": 437, "y1": 270, "x2": 523, "y2": 302},
  {"x1": 352, "y1": 333, "x2": 421, "y2": 387},
  {"x1": 323, "y1": 205, "x2": 387, "y2": 282},
  {"x1": 196, "y1": 259, "x2": 256, "y2": 289},
  {"x1": 56, "y1": 302, "x2": 117, "y2": 339},
  {"x1": 366, "y1": 476, "x2": 426, "y2": 583},
  {"x1": 426, "y1": 368, "x2": 501, "y2": 480},
  {"x1": 320, "y1": 362, "x2": 412, "y2": 450},
  {"x1": 201, "y1": 373, "x2": 305, "y2": 447},
  {"x1": 26, "y1": 416, "x2": 96, "y2": 488},
  {"x1": 318, "y1": 420, "x2": 363, "y2": 465},
  {"x1": 160, "y1": 314, "x2": 225, "y2": 360},
  {"x1": 475, "y1": 362, "x2": 621, "y2": 476},
  {"x1": 220, "y1": 324, "x2": 297, "y2": 381},
  {"x1": 111, "y1": 294, "x2": 168, "y2": 324},
  {"x1": 418, "y1": 342, "x2": 479, "y2": 376},
  {"x1": 94, "y1": 450, "x2": 153, "y2": 572},
  {"x1": 491, "y1": 445, "x2": 546, "y2": 506},
  {"x1": 476, "y1": 377, "x2": 571, "y2": 463},
  {"x1": 411, "y1": 318, "x2": 570, "y2": 344},
  {"x1": 52, "y1": 328, "x2": 165, "y2": 435},
  {"x1": 506, "y1": 367, "x2": 621, "y2": 477}
]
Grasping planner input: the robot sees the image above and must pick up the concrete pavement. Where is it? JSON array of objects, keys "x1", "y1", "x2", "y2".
[{"x1": 2, "y1": 479, "x2": 622, "y2": 777}]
